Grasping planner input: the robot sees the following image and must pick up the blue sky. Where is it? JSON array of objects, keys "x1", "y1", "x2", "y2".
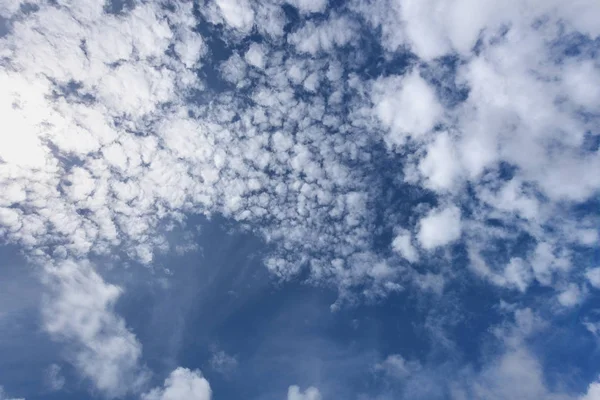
[{"x1": 1, "y1": 0, "x2": 600, "y2": 399}]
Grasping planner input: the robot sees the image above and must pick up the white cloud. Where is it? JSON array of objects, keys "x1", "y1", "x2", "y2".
[
  {"x1": 502, "y1": 258, "x2": 533, "y2": 293},
  {"x1": 287, "y1": 0, "x2": 328, "y2": 14},
  {"x1": 215, "y1": 0, "x2": 255, "y2": 33},
  {"x1": 255, "y1": 3, "x2": 286, "y2": 37},
  {"x1": 287, "y1": 385, "x2": 322, "y2": 400},
  {"x1": 372, "y1": 70, "x2": 443, "y2": 147},
  {"x1": 143, "y1": 368, "x2": 211, "y2": 400},
  {"x1": 581, "y1": 380, "x2": 600, "y2": 400},
  {"x1": 1, "y1": 1, "x2": 600, "y2": 398},
  {"x1": 245, "y1": 43, "x2": 266, "y2": 69},
  {"x1": 0, "y1": 71, "x2": 52, "y2": 168},
  {"x1": 0, "y1": 386, "x2": 24, "y2": 400},
  {"x1": 391, "y1": 230, "x2": 419, "y2": 263},
  {"x1": 288, "y1": 16, "x2": 357, "y2": 55},
  {"x1": 42, "y1": 260, "x2": 148, "y2": 398},
  {"x1": 586, "y1": 268, "x2": 600, "y2": 289},
  {"x1": 0, "y1": 0, "x2": 389, "y2": 391},
  {"x1": 221, "y1": 53, "x2": 248, "y2": 84},
  {"x1": 417, "y1": 205, "x2": 462, "y2": 250},
  {"x1": 418, "y1": 132, "x2": 461, "y2": 192},
  {"x1": 557, "y1": 284, "x2": 584, "y2": 308}
]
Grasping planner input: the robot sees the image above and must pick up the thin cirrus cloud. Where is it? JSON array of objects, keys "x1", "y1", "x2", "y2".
[{"x1": 0, "y1": 0, "x2": 599, "y2": 399}]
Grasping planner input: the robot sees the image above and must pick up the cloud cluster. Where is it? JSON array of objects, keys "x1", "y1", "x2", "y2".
[
  {"x1": 365, "y1": 0, "x2": 600, "y2": 307},
  {"x1": 0, "y1": 0, "x2": 599, "y2": 397}
]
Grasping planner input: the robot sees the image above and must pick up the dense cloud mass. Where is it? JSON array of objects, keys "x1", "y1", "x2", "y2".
[{"x1": 0, "y1": 0, "x2": 599, "y2": 399}]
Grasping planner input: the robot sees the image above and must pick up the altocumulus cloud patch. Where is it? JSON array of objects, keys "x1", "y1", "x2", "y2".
[{"x1": 0, "y1": 0, "x2": 599, "y2": 399}]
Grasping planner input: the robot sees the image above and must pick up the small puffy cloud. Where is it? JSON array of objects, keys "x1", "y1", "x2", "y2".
[
  {"x1": 143, "y1": 368, "x2": 211, "y2": 400},
  {"x1": 586, "y1": 268, "x2": 600, "y2": 289},
  {"x1": 419, "y1": 132, "x2": 462, "y2": 192},
  {"x1": 245, "y1": 43, "x2": 266, "y2": 69},
  {"x1": 215, "y1": 0, "x2": 255, "y2": 32},
  {"x1": 221, "y1": 53, "x2": 247, "y2": 84},
  {"x1": 255, "y1": 3, "x2": 286, "y2": 37},
  {"x1": 557, "y1": 284, "x2": 583, "y2": 308},
  {"x1": 303, "y1": 72, "x2": 320, "y2": 92},
  {"x1": 287, "y1": 385, "x2": 321, "y2": 400},
  {"x1": 503, "y1": 258, "x2": 533, "y2": 293},
  {"x1": 174, "y1": 31, "x2": 206, "y2": 69},
  {"x1": 417, "y1": 205, "x2": 462, "y2": 250},
  {"x1": 373, "y1": 71, "x2": 443, "y2": 147},
  {"x1": 391, "y1": 230, "x2": 419, "y2": 263},
  {"x1": 289, "y1": 16, "x2": 357, "y2": 54}
]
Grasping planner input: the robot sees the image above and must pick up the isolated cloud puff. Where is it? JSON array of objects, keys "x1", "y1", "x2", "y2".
[
  {"x1": 287, "y1": 385, "x2": 322, "y2": 400},
  {"x1": 417, "y1": 206, "x2": 462, "y2": 250},
  {"x1": 143, "y1": 368, "x2": 211, "y2": 400}
]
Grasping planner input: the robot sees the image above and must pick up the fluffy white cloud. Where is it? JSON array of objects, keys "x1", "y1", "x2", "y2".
[
  {"x1": 557, "y1": 284, "x2": 584, "y2": 308},
  {"x1": 417, "y1": 206, "x2": 462, "y2": 250},
  {"x1": 215, "y1": 0, "x2": 255, "y2": 32},
  {"x1": 419, "y1": 132, "x2": 461, "y2": 192},
  {"x1": 586, "y1": 268, "x2": 600, "y2": 289},
  {"x1": 245, "y1": 43, "x2": 266, "y2": 69},
  {"x1": 42, "y1": 260, "x2": 148, "y2": 397},
  {"x1": 358, "y1": 0, "x2": 600, "y2": 60},
  {"x1": 372, "y1": 71, "x2": 443, "y2": 147},
  {"x1": 581, "y1": 380, "x2": 600, "y2": 400},
  {"x1": 143, "y1": 368, "x2": 211, "y2": 400},
  {"x1": 289, "y1": 16, "x2": 358, "y2": 54},
  {"x1": 287, "y1": 385, "x2": 322, "y2": 400},
  {"x1": 359, "y1": 0, "x2": 600, "y2": 305},
  {"x1": 391, "y1": 230, "x2": 419, "y2": 263}
]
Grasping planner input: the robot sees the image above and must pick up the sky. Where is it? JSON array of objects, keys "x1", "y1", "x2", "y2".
[{"x1": 0, "y1": 0, "x2": 599, "y2": 399}]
